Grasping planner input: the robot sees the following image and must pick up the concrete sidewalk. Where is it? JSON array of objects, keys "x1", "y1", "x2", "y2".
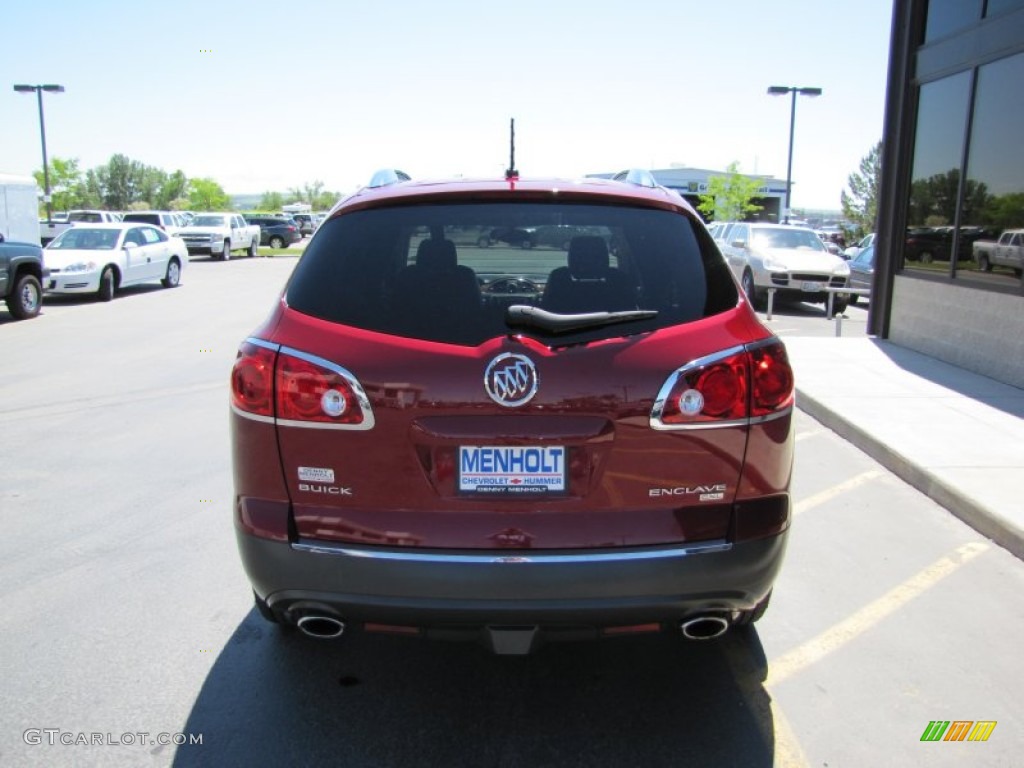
[{"x1": 784, "y1": 336, "x2": 1024, "y2": 560}]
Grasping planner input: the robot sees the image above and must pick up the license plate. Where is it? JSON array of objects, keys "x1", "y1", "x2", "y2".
[
  {"x1": 801, "y1": 281, "x2": 824, "y2": 292},
  {"x1": 458, "y1": 446, "x2": 566, "y2": 495}
]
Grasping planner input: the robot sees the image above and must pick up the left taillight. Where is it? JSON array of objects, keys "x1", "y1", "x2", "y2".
[
  {"x1": 230, "y1": 341, "x2": 375, "y2": 430},
  {"x1": 650, "y1": 340, "x2": 794, "y2": 429},
  {"x1": 276, "y1": 351, "x2": 367, "y2": 426},
  {"x1": 231, "y1": 342, "x2": 276, "y2": 417}
]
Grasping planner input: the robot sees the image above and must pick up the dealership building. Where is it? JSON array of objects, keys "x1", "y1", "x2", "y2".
[
  {"x1": 590, "y1": 168, "x2": 790, "y2": 222},
  {"x1": 872, "y1": 0, "x2": 1024, "y2": 388}
]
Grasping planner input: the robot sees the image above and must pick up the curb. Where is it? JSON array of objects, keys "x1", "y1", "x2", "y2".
[{"x1": 796, "y1": 388, "x2": 1024, "y2": 561}]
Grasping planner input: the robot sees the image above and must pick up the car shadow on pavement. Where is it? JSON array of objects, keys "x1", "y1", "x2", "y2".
[{"x1": 172, "y1": 610, "x2": 776, "y2": 767}]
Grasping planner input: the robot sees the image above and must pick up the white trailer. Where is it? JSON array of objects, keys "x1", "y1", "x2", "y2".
[{"x1": 0, "y1": 173, "x2": 42, "y2": 246}]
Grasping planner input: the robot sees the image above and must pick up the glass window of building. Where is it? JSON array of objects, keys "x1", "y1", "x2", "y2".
[
  {"x1": 985, "y1": 0, "x2": 1024, "y2": 19},
  {"x1": 903, "y1": 72, "x2": 971, "y2": 275},
  {"x1": 961, "y1": 51, "x2": 1024, "y2": 289},
  {"x1": 923, "y1": 0, "x2": 983, "y2": 42}
]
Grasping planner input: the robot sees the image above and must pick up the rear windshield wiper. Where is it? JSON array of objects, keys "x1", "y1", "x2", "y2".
[{"x1": 505, "y1": 305, "x2": 658, "y2": 334}]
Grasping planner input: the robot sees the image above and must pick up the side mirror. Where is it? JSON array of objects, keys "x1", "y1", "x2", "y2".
[
  {"x1": 123, "y1": 242, "x2": 137, "y2": 250},
  {"x1": 731, "y1": 239, "x2": 748, "y2": 249}
]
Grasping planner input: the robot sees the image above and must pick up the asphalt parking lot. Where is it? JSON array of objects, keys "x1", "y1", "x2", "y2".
[{"x1": 1, "y1": 257, "x2": 1021, "y2": 767}]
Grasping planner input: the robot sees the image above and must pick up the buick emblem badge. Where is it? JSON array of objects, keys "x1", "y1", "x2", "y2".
[{"x1": 484, "y1": 353, "x2": 538, "y2": 407}]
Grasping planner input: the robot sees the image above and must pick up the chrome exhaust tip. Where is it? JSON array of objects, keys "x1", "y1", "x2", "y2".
[
  {"x1": 680, "y1": 615, "x2": 730, "y2": 641},
  {"x1": 296, "y1": 615, "x2": 346, "y2": 639}
]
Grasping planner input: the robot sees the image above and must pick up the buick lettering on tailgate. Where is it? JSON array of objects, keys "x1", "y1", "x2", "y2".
[{"x1": 459, "y1": 446, "x2": 566, "y2": 495}]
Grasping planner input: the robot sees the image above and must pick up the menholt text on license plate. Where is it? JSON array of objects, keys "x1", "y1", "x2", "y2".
[{"x1": 459, "y1": 446, "x2": 566, "y2": 495}]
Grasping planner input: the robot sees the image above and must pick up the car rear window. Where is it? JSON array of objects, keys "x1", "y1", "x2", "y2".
[
  {"x1": 286, "y1": 202, "x2": 736, "y2": 346},
  {"x1": 123, "y1": 213, "x2": 160, "y2": 225}
]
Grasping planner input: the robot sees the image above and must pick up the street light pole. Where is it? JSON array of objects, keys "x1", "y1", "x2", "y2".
[
  {"x1": 767, "y1": 85, "x2": 822, "y2": 223},
  {"x1": 13, "y1": 84, "x2": 65, "y2": 225}
]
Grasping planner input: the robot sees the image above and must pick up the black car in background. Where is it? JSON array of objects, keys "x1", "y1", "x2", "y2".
[
  {"x1": 904, "y1": 226, "x2": 998, "y2": 263},
  {"x1": 243, "y1": 216, "x2": 302, "y2": 249}
]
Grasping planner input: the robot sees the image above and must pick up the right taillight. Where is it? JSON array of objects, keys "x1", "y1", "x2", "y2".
[
  {"x1": 230, "y1": 340, "x2": 375, "y2": 430},
  {"x1": 749, "y1": 341, "x2": 794, "y2": 416},
  {"x1": 650, "y1": 340, "x2": 793, "y2": 430}
]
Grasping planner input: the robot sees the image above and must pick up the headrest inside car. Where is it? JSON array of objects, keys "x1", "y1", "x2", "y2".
[
  {"x1": 568, "y1": 236, "x2": 609, "y2": 278},
  {"x1": 416, "y1": 238, "x2": 458, "y2": 271}
]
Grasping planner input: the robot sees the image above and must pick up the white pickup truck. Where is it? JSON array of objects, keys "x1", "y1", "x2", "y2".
[
  {"x1": 177, "y1": 213, "x2": 260, "y2": 260},
  {"x1": 40, "y1": 210, "x2": 120, "y2": 246},
  {"x1": 973, "y1": 229, "x2": 1024, "y2": 276}
]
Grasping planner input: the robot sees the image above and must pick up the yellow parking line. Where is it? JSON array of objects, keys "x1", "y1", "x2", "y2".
[
  {"x1": 773, "y1": 706, "x2": 813, "y2": 768},
  {"x1": 720, "y1": 634, "x2": 811, "y2": 767},
  {"x1": 767, "y1": 541, "x2": 989, "y2": 687},
  {"x1": 793, "y1": 470, "x2": 884, "y2": 515}
]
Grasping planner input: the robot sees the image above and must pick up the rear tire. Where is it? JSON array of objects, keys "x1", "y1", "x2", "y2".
[
  {"x1": 248, "y1": 238, "x2": 258, "y2": 258},
  {"x1": 8, "y1": 274, "x2": 42, "y2": 319},
  {"x1": 269, "y1": 236, "x2": 284, "y2": 249},
  {"x1": 97, "y1": 267, "x2": 116, "y2": 302},
  {"x1": 977, "y1": 254, "x2": 991, "y2": 272}
]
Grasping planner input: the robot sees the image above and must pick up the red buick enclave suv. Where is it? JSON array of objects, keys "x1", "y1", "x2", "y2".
[{"x1": 230, "y1": 169, "x2": 794, "y2": 654}]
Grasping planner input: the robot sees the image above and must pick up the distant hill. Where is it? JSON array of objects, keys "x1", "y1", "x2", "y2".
[{"x1": 230, "y1": 194, "x2": 263, "y2": 211}]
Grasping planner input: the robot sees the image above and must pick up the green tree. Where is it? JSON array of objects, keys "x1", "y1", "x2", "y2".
[
  {"x1": 156, "y1": 170, "x2": 189, "y2": 210},
  {"x1": 97, "y1": 154, "x2": 148, "y2": 210},
  {"x1": 259, "y1": 191, "x2": 284, "y2": 210},
  {"x1": 697, "y1": 162, "x2": 764, "y2": 222},
  {"x1": 32, "y1": 157, "x2": 84, "y2": 213},
  {"x1": 313, "y1": 190, "x2": 339, "y2": 210},
  {"x1": 841, "y1": 141, "x2": 882, "y2": 236},
  {"x1": 74, "y1": 169, "x2": 105, "y2": 209},
  {"x1": 188, "y1": 178, "x2": 230, "y2": 210}
]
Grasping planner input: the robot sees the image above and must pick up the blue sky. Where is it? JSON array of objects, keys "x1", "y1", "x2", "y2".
[{"x1": 1, "y1": 0, "x2": 893, "y2": 210}]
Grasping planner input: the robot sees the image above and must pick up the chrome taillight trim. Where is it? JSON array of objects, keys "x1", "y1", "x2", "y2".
[
  {"x1": 650, "y1": 344, "x2": 745, "y2": 431},
  {"x1": 649, "y1": 340, "x2": 793, "y2": 431},
  {"x1": 277, "y1": 344, "x2": 376, "y2": 431},
  {"x1": 234, "y1": 338, "x2": 376, "y2": 431},
  {"x1": 292, "y1": 539, "x2": 732, "y2": 563},
  {"x1": 230, "y1": 404, "x2": 276, "y2": 425}
]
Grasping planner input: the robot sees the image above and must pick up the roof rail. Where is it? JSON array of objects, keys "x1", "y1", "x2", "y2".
[
  {"x1": 367, "y1": 169, "x2": 411, "y2": 188},
  {"x1": 611, "y1": 168, "x2": 658, "y2": 188}
]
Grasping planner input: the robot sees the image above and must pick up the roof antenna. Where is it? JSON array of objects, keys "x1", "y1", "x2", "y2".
[{"x1": 505, "y1": 118, "x2": 518, "y2": 180}]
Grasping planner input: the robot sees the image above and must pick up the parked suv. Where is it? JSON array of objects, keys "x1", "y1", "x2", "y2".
[
  {"x1": 231, "y1": 170, "x2": 795, "y2": 654},
  {"x1": 722, "y1": 223, "x2": 851, "y2": 314},
  {"x1": 121, "y1": 211, "x2": 185, "y2": 236},
  {"x1": 243, "y1": 215, "x2": 302, "y2": 249}
]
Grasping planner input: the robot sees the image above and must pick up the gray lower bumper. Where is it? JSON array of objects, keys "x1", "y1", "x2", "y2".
[{"x1": 238, "y1": 529, "x2": 789, "y2": 628}]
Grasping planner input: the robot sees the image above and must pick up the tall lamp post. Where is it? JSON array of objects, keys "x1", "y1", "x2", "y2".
[
  {"x1": 13, "y1": 83, "x2": 65, "y2": 225},
  {"x1": 767, "y1": 85, "x2": 822, "y2": 223}
]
